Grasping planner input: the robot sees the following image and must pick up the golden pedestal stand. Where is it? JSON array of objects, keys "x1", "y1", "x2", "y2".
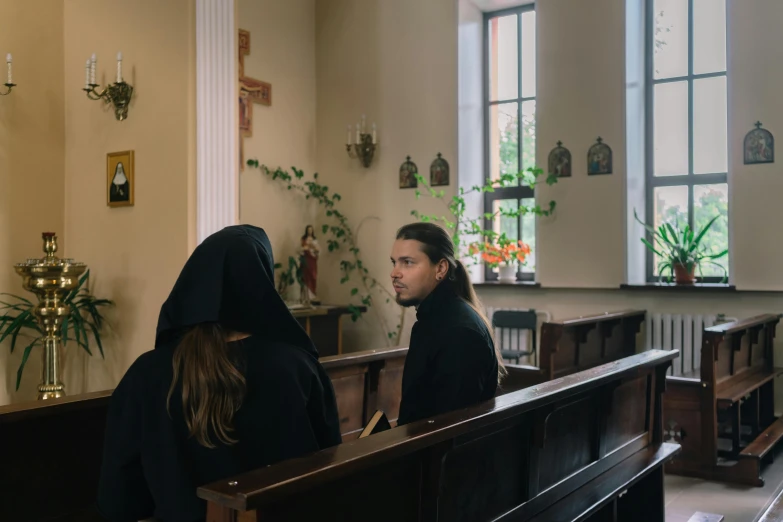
[{"x1": 14, "y1": 232, "x2": 86, "y2": 400}]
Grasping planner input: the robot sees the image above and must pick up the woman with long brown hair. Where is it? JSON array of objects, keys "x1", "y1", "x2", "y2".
[{"x1": 97, "y1": 225, "x2": 341, "y2": 522}]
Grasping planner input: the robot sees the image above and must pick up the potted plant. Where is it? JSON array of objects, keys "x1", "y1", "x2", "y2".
[
  {"x1": 0, "y1": 270, "x2": 113, "y2": 390},
  {"x1": 634, "y1": 210, "x2": 728, "y2": 285},
  {"x1": 468, "y1": 235, "x2": 531, "y2": 283}
]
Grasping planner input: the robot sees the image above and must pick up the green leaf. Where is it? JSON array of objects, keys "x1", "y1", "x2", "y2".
[
  {"x1": 15, "y1": 338, "x2": 38, "y2": 391},
  {"x1": 351, "y1": 288, "x2": 358, "y2": 296},
  {"x1": 322, "y1": 224, "x2": 329, "y2": 234},
  {"x1": 0, "y1": 309, "x2": 31, "y2": 346}
]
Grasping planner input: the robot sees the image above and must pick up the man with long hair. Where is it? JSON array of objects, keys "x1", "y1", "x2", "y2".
[{"x1": 391, "y1": 222, "x2": 504, "y2": 426}]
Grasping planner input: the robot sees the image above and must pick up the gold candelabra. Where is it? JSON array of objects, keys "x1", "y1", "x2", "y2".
[
  {"x1": 83, "y1": 52, "x2": 133, "y2": 121},
  {"x1": 0, "y1": 53, "x2": 16, "y2": 96},
  {"x1": 14, "y1": 233, "x2": 86, "y2": 400}
]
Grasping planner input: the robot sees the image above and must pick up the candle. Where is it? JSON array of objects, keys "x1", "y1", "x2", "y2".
[
  {"x1": 355, "y1": 123, "x2": 360, "y2": 144},
  {"x1": 372, "y1": 123, "x2": 377, "y2": 145},
  {"x1": 346, "y1": 125, "x2": 351, "y2": 145},
  {"x1": 85, "y1": 59, "x2": 90, "y2": 89},
  {"x1": 116, "y1": 51, "x2": 122, "y2": 83},
  {"x1": 90, "y1": 53, "x2": 96, "y2": 85},
  {"x1": 6, "y1": 54, "x2": 11, "y2": 85}
]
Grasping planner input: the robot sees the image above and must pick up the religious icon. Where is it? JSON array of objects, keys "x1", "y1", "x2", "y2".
[
  {"x1": 430, "y1": 153, "x2": 450, "y2": 186},
  {"x1": 744, "y1": 121, "x2": 774, "y2": 165},
  {"x1": 106, "y1": 150, "x2": 134, "y2": 207},
  {"x1": 587, "y1": 137, "x2": 612, "y2": 175},
  {"x1": 300, "y1": 225, "x2": 320, "y2": 304},
  {"x1": 399, "y1": 156, "x2": 418, "y2": 189},
  {"x1": 548, "y1": 141, "x2": 572, "y2": 178}
]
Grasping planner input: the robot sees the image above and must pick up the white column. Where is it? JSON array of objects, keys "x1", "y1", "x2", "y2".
[{"x1": 196, "y1": 0, "x2": 238, "y2": 244}]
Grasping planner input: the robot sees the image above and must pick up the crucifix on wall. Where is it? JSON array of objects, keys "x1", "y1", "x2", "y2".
[{"x1": 238, "y1": 29, "x2": 272, "y2": 171}]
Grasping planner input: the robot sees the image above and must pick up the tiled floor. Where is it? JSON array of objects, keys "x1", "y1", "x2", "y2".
[{"x1": 665, "y1": 457, "x2": 783, "y2": 521}]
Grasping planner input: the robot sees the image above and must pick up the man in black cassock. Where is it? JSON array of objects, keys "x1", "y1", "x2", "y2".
[{"x1": 390, "y1": 223, "x2": 500, "y2": 427}]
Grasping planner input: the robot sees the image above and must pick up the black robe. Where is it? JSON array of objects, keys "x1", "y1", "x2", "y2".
[
  {"x1": 96, "y1": 225, "x2": 342, "y2": 522},
  {"x1": 397, "y1": 282, "x2": 498, "y2": 426}
]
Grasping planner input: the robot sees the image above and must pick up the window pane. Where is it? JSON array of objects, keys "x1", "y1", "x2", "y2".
[
  {"x1": 693, "y1": 0, "x2": 726, "y2": 75},
  {"x1": 521, "y1": 197, "x2": 535, "y2": 273},
  {"x1": 653, "y1": 185, "x2": 689, "y2": 277},
  {"x1": 694, "y1": 184, "x2": 729, "y2": 278},
  {"x1": 693, "y1": 76, "x2": 727, "y2": 174},
  {"x1": 653, "y1": 0, "x2": 688, "y2": 79},
  {"x1": 521, "y1": 100, "x2": 536, "y2": 175},
  {"x1": 489, "y1": 102, "x2": 518, "y2": 183},
  {"x1": 521, "y1": 11, "x2": 536, "y2": 98},
  {"x1": 654, "y1": 81, "x2": 689, "y2": 176},
  {"x1": 492, "y1": 199, "x2": 520, "y2": 276},
  {"x1": 488, "y1": 15, "x2": 518, "y2": 101}
]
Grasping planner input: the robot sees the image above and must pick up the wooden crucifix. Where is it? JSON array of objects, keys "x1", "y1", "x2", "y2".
[{"x1": 238, "y1": 29, "x2": 272, "y2": 171}]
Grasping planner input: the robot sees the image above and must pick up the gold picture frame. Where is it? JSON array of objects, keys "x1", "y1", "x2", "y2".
[{"x1": 107, "y1": 150, "x2": 134, "y2": 207}]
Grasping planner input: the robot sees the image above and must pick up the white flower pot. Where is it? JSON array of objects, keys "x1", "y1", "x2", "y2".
[{"x1": 497, "y1": 264, "x2": 516, "y2": 283}]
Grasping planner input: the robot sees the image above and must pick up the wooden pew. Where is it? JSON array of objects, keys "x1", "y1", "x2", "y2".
[
  {"x1": 199, "y1": 350, "x2": 680, "y2": 522},
  {"x1": 0, "y1": 346, "x2": 407, "y2": 521},
  {"x1": 504, "y1": 309, "x2": 647, "y2": 390},
  {"x1": 0, "y1": 390, "x2": 111, "y2": 522},
  {"x1": 664, "y1": 314, "x2": 783, "y2": 486},
  {"x1": 320, "y1": 346, "x2": 407, "y2": 439}
]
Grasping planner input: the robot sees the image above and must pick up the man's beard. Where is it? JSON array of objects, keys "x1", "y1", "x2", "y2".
[{"x1": 395, "y1": 294, "x2": 421, "y2": 308}]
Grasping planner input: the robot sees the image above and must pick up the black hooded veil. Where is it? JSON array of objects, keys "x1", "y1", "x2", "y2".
[{"x1": 97, "y1": 225, "x2": 342, "y2": 522}]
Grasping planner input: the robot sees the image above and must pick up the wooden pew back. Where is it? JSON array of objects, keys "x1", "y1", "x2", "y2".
[
  {"x1": 320, "y1": 346, "x2": 407, "y2": 439},
  {"x1": 199, "y1": 350, "x2": 679, "y2": 522},
  {"x1": 0, "y1": 390, "x2": 111, "y2": 522},
  {"x1": 539, "y1": 309, "x2": 646, "y2": 381},
  {"x1": 704, "y1": 314, "x2": 779, "y2": 386}
]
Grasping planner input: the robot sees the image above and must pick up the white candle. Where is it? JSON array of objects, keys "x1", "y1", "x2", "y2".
[
  {"x1": 372, "y1": 123, "x2": 377, "y2": 144},
  {"x1": 90, "y1": 53, "x2": 96, "y2": 85},
  {"x1": 85, "y1": 59, "x2": 90, "y2": 89},
  {"x1": 116, "y1": 51, "x2": 122, "y2": 83},
  {"x1": 355, "y1": 123, "x2": 360, "y2": 144},
  {"x1": 6, "y1": 54, "x2": 11, "y2": 85}
]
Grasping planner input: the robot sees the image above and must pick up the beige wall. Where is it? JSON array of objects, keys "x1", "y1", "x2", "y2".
[
  {"x1": 59, "y1": 0, "x2": 196, "y2": 400},
  {"x1": 238, "y1": 0, "x2": 320, "y2": 268},
  {"x1": 0, "y1": 0, "x2": 65, "y2": 404},
  {"x1": 314, "y1": 0, "x2": 459, "y2": 350}
]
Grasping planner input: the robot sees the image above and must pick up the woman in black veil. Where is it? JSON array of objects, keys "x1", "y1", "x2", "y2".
[{"x1": 96, "y1": 225, "x2": 342, "y2": 522}]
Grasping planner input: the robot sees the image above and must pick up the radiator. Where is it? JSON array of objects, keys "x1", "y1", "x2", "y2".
[
  {"x1": 646, "y1": 313, "x2": 736, "y2": 377},
  {"x1": 486, "y1": 307, "x2": 551, "y2": 365}
]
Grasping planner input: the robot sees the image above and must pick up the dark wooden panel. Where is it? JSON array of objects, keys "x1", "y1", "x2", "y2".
[
  {"x1": 439, "y1": 422, "x2": 529, "y2": 521},
  {"x1": 327, "y1": 365, "x2": 367, "y2": 439},
  {"x1": 376, "y1": 357, "x2": 404, "y2": 425},
  {"x1": 538, "y1": 397, "x2": 595, "y2": 490},
  {"x1": 604, "y1": 376, "x2": 648, "y2": 455},
  {"x1": 0, "y1": 392, "x2": 111, "y2": 522}
]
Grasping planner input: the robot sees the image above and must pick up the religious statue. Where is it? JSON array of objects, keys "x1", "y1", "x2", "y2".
[{"x1": 300, "y1": 225, "x2": 320, "y2": 304}]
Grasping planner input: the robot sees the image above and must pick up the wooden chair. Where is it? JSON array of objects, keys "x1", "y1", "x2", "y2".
[
  {"x1": 664, "y1": 314, "x2": 783, "y2": 486},
  {"x1": 492, "y1": 309, "x2": 538, "y2": 365}
]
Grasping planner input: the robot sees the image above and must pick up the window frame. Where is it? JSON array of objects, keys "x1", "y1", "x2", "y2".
[
  {"x1": 644, "y1": 0, "x2": 729, "y2": 283},
  {"x1": 482, "y1": 3, "x2": 536, "y2": 283}
]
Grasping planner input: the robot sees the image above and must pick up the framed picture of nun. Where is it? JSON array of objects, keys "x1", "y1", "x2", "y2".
[{"x1": 107, "y1": 150, "x2": 135, "y2": 207}]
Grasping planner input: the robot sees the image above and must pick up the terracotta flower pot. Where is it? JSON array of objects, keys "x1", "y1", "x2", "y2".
[{"x1": 673, "y1": 263, "x2": 696, "y2": 285}]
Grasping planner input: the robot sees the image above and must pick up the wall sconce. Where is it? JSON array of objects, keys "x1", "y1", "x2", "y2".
[
  {"x1": 346, "y1": 114, "x2": 377, "y2": 168},
  {"x1": 0, "y1": 54, "x2": 16, "y2": 96},
  {"x1": 83, "y1": 52, "x2": 133, "y2": 121}
]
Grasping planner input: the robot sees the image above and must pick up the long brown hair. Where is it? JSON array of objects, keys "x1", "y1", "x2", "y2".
[
  {"x1": 396, "y1": 222, "x2": 507, "y2": 384},
  {"x1": 166, "y1": 323, "x2": 247, "y2": 448}
]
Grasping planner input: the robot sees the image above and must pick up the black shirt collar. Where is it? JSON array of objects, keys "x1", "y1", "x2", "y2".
[{"x1": 416, "y1": 281, "x2": 455, "y2": 321}]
